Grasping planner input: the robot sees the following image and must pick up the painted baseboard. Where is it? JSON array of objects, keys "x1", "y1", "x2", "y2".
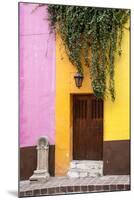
[{"x1": 103, "y1": 140, "x2": 130, "y2": 175}]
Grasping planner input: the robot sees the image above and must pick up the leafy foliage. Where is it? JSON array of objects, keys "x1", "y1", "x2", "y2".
[{"x1": 47, "y1": 5, "x2": 130, "y2": 101}]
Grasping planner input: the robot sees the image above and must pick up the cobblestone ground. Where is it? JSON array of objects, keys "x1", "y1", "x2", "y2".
[{"x1": 19, "y1": 175, "x2": 130, "y2": 197}]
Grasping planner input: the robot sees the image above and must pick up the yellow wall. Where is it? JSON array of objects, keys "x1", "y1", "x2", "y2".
[
  {"x1": 55, "y1": 35, "x2": 93, "y2": 175},
  {"x1": 104, "y1": 21, "x2": 130, "y2": 141},
  {"x1": 55, "y1": 21, "x2": 130, "y2": 175}
]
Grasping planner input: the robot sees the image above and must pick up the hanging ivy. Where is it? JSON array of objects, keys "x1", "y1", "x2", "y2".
[{"x1": 47, "y1": 5, "x2": 130, "y2": 101}]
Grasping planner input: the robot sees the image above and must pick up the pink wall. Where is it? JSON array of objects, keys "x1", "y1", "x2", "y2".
[{"x1": 19, "y1": 3, "x2": 55, "y2": 147}]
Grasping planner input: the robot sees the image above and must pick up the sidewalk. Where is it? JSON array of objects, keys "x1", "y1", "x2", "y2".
[{"x1": 19, "y1": 175, "x2": 130, "y2": 197}]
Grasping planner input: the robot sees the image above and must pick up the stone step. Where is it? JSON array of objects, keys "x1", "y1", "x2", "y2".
[
  {"x1": 68, "y1": 168, "x2": 103, "y2": 174},
  {"x1": 70, "y1": 160, "x2": 103, "y2": 169},
  {"x1": 67, "y1": 169, "x2": 102, "y2": 178},
  {"x1": 67, "y1": 160, "x2": 103, "y2": 178}
]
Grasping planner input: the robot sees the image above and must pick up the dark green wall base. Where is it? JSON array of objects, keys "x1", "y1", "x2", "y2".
[
  {"x1": 103, "y1": 140, "x2": 130, "y2": 175},
  {"x1": 19, "y1": 145, "x2": 55, "y2": 180}
]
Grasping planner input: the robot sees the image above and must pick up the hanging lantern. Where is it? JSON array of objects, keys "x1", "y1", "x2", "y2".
[{"x1": 74, "y1": 72, "x2": 84, "y2": 88}]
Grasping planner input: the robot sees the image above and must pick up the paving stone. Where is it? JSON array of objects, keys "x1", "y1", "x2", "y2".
[
  {"x1": 25, "y1": 190, "x2": 33, "y2": 196},
  {"x1": 117, "y1": 184, "x2": 125, "y2": 190},
  {"x1": 55, "y1": 187, "x2": 60, "y2": 193},
  {"x1": 88, "y1": 185, "x2": 95, "y2": 191},
  {"x1": 19, "y1": 175, "x2": 130, "y2": 197},
  {"x1": 41, "y1": 188, "x2": 47, "y2": 195},
  {"x1": 48, "y1": 187, "x2": 56, "y2": 194},
  {"x1": 103, "y1": 185, "x2": 110, "y2": 191},
  {"x1": 19, "y1": 191, "x2": 25, "y2": 197},
  {"x1": 60, "y1": 186, "x2": 67, "y2": 193},
  {"x1": 33, "y1": 189, "x2": 40, "y2": 196},
  {"x1": 95, "y1": 185, "x2": 102, "y2": 191},
  {"x1": 81, "y1": 185, "x2": 88, "y2": 192},
  {"x1": 110, "y1": 184, "x2": 117, "y2": 191},
  {"x1": 67, "y1": 186, "x2": 74, "y2": 192},
  {"x1": 74, "y1": 185, "x2": 81, "y2": 192},
  {"x1": 125, "y1": 185, "x2": 130, "y2": 190}
]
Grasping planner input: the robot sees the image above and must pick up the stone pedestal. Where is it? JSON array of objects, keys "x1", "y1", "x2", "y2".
[{"x1": 29, "y1": 136, "x2": 50, "y2": 183}]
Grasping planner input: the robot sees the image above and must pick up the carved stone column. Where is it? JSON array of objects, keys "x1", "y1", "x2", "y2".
[{"x1": 29, "y1": 136, "x2": 50, "y2": 183}]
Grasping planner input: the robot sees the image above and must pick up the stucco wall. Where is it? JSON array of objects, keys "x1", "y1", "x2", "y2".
[
  {"x1": 19, "y1": 3, "x2": 56, "y2": 147},
  {"x1": 55, "y1": 34, "x2": 93, "y2": 175},
  {"x1": 104, "y1": 20, "x2": 130, "y2": 141},
  {"x1": 55, "y1": 21, "x2": 130, "y2": 175}
]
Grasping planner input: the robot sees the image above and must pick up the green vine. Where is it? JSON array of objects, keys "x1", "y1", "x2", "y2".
[{"x1": 47, "y1": 5, "x2": 130, "y2": 101}]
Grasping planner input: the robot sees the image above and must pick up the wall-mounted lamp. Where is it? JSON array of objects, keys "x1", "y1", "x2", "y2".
[{"x1": 74, "y1": 72, "x2": 84, "y2": 88}]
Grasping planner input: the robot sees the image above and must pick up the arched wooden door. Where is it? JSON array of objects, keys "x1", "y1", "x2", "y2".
[{"x1": 73, "y1": 94, "x2": 103, "y2": 160}]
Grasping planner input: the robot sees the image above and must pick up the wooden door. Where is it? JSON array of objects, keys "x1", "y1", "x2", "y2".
[{"x1": 73, "y1": 94, "x2": 103, "y2": 160}]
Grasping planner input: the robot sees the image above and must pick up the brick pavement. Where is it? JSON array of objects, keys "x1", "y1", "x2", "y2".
[{"x1": 19, "y1": 175, "x2": 130, "y2": 197}]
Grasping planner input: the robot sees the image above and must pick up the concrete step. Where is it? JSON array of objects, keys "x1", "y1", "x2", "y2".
[{"x1": 67, "y1": 160, "x2": 103, "y2": 178}]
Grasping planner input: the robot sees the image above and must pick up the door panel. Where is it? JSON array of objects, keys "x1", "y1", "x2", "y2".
[{"x1": 73, "y1": 94, "x2": 103, "y2": 160}]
